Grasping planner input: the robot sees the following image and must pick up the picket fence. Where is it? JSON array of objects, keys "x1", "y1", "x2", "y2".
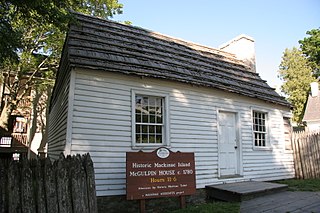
[
  {"x1": 0, "y1": 153, "x2": 97, "y2": 213},
  {"x1": 291, "y1": 131, "x2": 320, "y2": 179}
]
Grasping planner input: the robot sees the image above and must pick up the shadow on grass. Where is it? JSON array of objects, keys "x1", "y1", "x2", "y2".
[{"x1": 275, "y1": 178, "x2": 320, "y2": 192}]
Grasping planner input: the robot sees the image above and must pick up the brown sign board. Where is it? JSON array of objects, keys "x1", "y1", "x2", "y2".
[{"x1": 126, "y1": 147, "x2": 196, "y2": 200}]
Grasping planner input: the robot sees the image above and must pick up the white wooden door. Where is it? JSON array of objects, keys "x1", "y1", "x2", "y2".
[{"x1": 218, "y1": 111, "x2": 239, "y2": 177}]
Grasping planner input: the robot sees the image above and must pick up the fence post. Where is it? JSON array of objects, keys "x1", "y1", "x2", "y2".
[
  {"x1": 309, "y1": 135, "x2": 316, "y2": 178},
  {"x1": 44, "y1": 157, "x2": 58, "y2": 213},
  {"x1": 314, "y1": 133, "x2": 320, "y2": 178},
  {"x1": 296, "y1": 132, "x2": 305, "y2": 179},
  {"x1": 83, "y1": 153, "x2": 98, "y2": 213},
  {"x1": 21, "y1": 158, "x2": 36, "y2": 213},
  {"x1": 291, "y1": 132, "x2": 298, "y2": 178},
  {"x1": 70, "y1": 155, "x2": 89, "y2": 213},
  {"x1": 35, "y1": 159, "x2": 47, "y2": 213},
  {"x1": 8, "y1": 161, "x2": 21, "y2": 213},
  {"x1": 0, "y1": 160, "x2": 8, "y2": 213},
  {"x1": 56, "y1": 154, "x2": 73, "y2": 213}
]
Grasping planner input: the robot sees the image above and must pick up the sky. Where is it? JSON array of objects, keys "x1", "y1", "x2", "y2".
[{"x1": 111, "y1": 0, "x2": 319, "y2": 89}]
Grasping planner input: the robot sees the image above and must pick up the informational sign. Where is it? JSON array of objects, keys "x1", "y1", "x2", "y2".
[{"x1": 126, "y1": 147, "x2": 196, "y2": 200}]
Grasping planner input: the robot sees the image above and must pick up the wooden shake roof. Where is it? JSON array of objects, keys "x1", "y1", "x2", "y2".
[
  {"x1": 52, "y1": 13, "x2": 290, "y2": 108},
  {"x1": 303, "y1": 91, "x2": 320, "y2": 122}
]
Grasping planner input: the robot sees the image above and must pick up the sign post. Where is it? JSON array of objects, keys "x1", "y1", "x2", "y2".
[{"x1": 126, "y1": 147, "x2": 196, "y2": 212}]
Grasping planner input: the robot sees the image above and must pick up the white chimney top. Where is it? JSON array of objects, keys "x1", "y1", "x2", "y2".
[
  {"x1": 219, "y1": 34, "x2": 256, "y2": 72},
  {"x1": 310, "y1": 82, "x2": 319, "y2": 97}
]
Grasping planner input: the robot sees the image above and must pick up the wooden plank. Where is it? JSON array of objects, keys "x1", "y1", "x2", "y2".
[
  {"x1": 56, "y1": 155, "x2": 73, "y2": 213},
  {"x1": 0, "y1": 160, "x2": 7, "y2": 213},
  {"x1": 316, "y1": 134, "x2": 320, "y2": 178},
  {"x1": 70, "y1": 155, "x2": 89, "y2": 213},
  {"x1": 298, "y1": 136, "x2": 305, "y2": 179},
  {"x1": 309, "y1": 135, "x2": 316, "y2": 178},
  {"x1": 8, "y1": 161, "x2": 21, "y2": 213},
  {"x1": 314, "y1": 134, "x2": 320, "y2": 178},
  {"x1": 180, "y1": 196, "x2": 186, "y2": 209},
  {"x1": 240, "y1": 191, "x2": 320, "y2": 212},
  {"x1": 21, "y1": 159, "x2": 36, "y2": 213},
  {"x1": 83, "y1": 154, "x2": 98, "y2": 213},
  {"x1": 295, "y1": 133, "x2": 303, "y2": 179},
  {"x1": 35, "y1": 159, "x2": 46, "y2": 213},
  {"x1": 139, "y1": 199, "x2": 146, "y2": 213}
]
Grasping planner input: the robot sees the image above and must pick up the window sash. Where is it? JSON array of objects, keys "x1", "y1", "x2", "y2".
[
  {"x1": 253, "y1": 111, "x2": 267, "y2": 147},
  {"x1": 134, "y1": 95, "x2": 164, "y2": 144}
]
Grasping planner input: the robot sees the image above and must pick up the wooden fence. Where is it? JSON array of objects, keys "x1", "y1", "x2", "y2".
[
  {"x1": 0, "y1": 153, "x2": 97, "y2": 213},
  {"x1": 291, "y1": 131, "x2": 320, "y2": 179}
]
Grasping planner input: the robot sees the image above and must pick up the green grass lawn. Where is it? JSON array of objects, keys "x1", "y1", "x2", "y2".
[
  {"x1": 168, "y1": 201, "x2": 240, "y2": 213},
  {"x1": 276, "y1": 178, "x2": 320, "y2": 191}
]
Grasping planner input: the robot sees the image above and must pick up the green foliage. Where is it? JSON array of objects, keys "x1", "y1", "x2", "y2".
[
  {"x1": 299, "y1": 28, "x2": 320, "y2": 78},
  {"x1": 276, "y1": 179, "x2": 320, "y2": 192},
  {"x1": 168, "y1": 202, "x2": 240, "y2": 213},
  {"x1": 0, "y1": 0, "x2": 123, "y2": 65},
  {"x1": 0, "y1": 0, "x2": 124, "y2": 131},
  {"x1": 278, "y1": 47, "x2": 315, "y2": 124}
]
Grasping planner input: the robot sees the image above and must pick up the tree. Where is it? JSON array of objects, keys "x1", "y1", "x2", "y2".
[
  {"x1": 278, "y1": 47, "x2": 315, "y2": 124},
  {"x1": 0, "y1": 0, "x2": 124, "y2": 155},
  {"x1": 0, "y1": 0, "x2": 124, "y2": 65},
  {"x1": 299, "y1": 28, "x2": 320, "y2": 78}
]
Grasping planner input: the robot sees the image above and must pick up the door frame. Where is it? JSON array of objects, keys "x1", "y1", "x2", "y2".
[{"x1": 217, "y1": 109, "x2": 243, "y2": 178}]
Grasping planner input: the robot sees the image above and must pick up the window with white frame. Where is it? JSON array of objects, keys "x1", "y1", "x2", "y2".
[
  {"x1": 253, "y1": 111, "x2": 267, "y2": 147},
  {"x1": 134, "y1": 94, "x2": 165, "y2": 145}
]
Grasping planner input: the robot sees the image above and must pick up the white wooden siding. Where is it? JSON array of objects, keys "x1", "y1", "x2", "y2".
[
  {"x1": 69, "y1": 69, "x2": 294, "y2": 196},
  {"x1": 47, "y1": 71, "x2": 71, "y2": 159}
]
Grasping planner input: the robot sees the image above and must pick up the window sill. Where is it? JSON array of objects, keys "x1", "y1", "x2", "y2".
[
  {"x1": 131, "y1": 144, "x2": 171, "y2": 150},
  {"x1": 253, "y1": 146, "x2": 272, "y2": 151}
]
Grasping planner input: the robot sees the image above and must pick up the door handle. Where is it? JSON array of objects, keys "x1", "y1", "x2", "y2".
[{"x1": 234, "y1": 146, "x2": 238, "y2": 149}]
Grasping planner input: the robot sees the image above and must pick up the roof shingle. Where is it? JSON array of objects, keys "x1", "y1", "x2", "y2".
[
  {"x1": 52, "y1": 13, "x2": 290, "y2": 108},
  {"x1": 303, "y1": 91, "x2": 320, "y2": 121}
]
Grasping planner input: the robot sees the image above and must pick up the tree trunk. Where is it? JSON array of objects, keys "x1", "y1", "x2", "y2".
[
  {"x1": 0, "y1": 98, "x2": 13, "y2": 133},
  {"x1": 28, "y1": 89, "x2": 41, "y2": 159},
  {"x1": 37, "y1": 86, "x2": 52, "y2": 158}
]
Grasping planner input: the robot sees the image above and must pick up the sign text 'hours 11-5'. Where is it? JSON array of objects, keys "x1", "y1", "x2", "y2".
[{"x1": 126, "y1": 147, "x2": 196, "y2": 200}]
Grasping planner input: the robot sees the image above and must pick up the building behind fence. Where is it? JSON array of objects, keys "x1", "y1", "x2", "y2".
[
  {"x1": 291, "y1": 131, "x2": 320, "y2": 179},
  {"x1": 0, "y1": 153, "x2": 97, "y2": 213}
]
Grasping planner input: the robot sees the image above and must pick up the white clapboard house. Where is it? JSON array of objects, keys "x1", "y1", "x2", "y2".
[{"x1": 48, "y1": 13, "x2": 295, "y2": 197}]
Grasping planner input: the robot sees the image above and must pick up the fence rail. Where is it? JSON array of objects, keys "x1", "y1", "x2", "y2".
[
  {"x1": 0, "y1": 153, "x2": 97, "y2": 213},
  {"x1": 291, "y1": 131, "x2": 320, "y2": 179}
]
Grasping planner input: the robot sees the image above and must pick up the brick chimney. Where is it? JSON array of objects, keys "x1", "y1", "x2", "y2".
[{"x1": 219, "y1": 34, "x2": 256, "y2": 72}]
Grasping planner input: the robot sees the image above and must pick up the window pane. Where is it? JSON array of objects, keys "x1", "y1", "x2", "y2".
[
  {"x1": 136, "y1": 124, "x2": 141, "y2": 133},
  {"x1": 142, "y1": 125, "x2": 148, "y2": 133},
  {"x1": 156, "y1": 125, "x2": 162, "y2": 134},
  {"x1": 142, "y1": 134, "x2": 148, "y2": 143},
  {"x1": 156, "y1": 115, "x2": 162, "y2": 123},
  {"x1": 136, "y1": 96, "x2": 142, "y2": 104},
  {"x1": 150, "y1": 115, "x2": 155, "y2": 123},
  {"x1": 136, "y1": 114, "x2": 141, "y2": 123},
  {"x1": 149, "y1": 97, "x2": 156, "y2": 106},
  {"x1": 136, "y1": 134, "x2": 142, "y2": 143},
  {"x1": 156, "y1": 135, "x2": 162, "y2": 143},
  {"x1": 149, "y1": 134, "x2": 155, "y2": 143},
  {"x1": 149, "y1": 125, "x2": 155, "y2": 133},
  {"x1": 142, "y1": 114, "x2": 148, "y2": 123}
]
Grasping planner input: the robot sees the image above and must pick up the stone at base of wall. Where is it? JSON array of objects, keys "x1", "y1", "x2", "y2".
[{"x1": 97, "y1": 189, "x2": 207, "y2": 213}]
